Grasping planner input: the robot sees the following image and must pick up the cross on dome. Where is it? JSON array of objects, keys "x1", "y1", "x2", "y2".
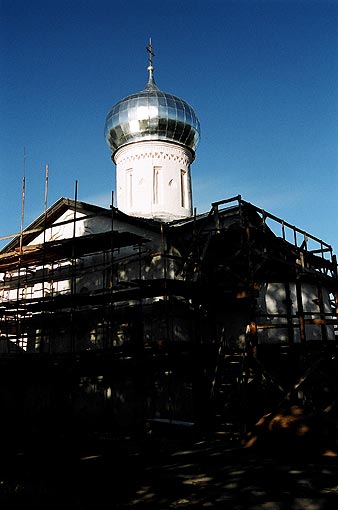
[
  {"x1": 146, "y1": 38, "x2": 155, "y2": 68},
  {"x1": 146, "y1": 38, "x2": 157, "y2": 90}
]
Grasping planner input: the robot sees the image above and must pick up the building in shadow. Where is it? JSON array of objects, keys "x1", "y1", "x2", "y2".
[{"x1": 0, "y1": 42, "x2": 337, "y2": 445}]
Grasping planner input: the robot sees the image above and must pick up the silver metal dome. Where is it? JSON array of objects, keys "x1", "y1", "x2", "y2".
[{"x1": 104, "y1": 46, "x2": 200, "y2": 158}]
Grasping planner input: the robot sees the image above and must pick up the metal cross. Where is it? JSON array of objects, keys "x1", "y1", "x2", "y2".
[{"x1": 146, "y1": 38, "x2": 155, "y2": 67}]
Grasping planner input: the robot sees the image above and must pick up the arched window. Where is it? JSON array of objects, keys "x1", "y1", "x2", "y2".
[
  {"x1": 153, "y1": 166, "x2": 162, "y2": 204},
  {"x1": 180, "y1": 169, "x2": 187, "y2": 208},
  {"x1": 126, "y1": 169, "x2": 133, "y2": 208}
]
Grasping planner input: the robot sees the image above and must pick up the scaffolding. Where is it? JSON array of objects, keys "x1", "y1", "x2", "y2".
[{"x1": 0, "y1": 195, "x2": 337, "y2": 442}]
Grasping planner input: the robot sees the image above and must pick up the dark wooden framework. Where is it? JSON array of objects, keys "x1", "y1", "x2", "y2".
[{"x1": 0, "y1": 196, "x2": 337, "y2": 443}]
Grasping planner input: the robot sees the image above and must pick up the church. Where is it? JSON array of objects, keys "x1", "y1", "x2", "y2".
[{"x1": 0, "y1": 42, "x2": 337, "y2": 442}]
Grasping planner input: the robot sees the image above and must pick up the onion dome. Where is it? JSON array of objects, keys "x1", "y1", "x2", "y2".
[{"x1": 104, "y1": 41, "x2": 200, "y2": 160}]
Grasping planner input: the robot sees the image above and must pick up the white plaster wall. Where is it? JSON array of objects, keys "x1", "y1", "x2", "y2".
[
  {"x1": 114, "y1": 141, "x2": 193, "y2": 221},
  {"x1": 0, "y1": 214, "x2": 165, "y2": 310},
  {"x1": 290, "y1": 282, "x2": 335, "y2": 342},
  {"x1": 257, "y1": 282, "x2": 289, "y2": 344},
  {"x1": 30, "y1": 211, "x2": 113, "y2": 244},
  {"x1": 257, "y1": 282, "x2": 335, "y2": 343}
]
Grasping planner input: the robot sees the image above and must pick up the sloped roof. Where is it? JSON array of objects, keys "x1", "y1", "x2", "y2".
[{"x1": 1, "y1": 197, "x2": 164, "y2": 254}]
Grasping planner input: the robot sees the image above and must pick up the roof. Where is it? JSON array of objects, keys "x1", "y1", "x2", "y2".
[{"x1": 0, "y1": 197, "x2": 164, "y2": 254}]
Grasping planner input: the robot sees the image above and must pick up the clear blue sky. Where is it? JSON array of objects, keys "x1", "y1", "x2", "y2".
[{"x1": 1, "y1": 0, "x2": 337, "y2": 254}]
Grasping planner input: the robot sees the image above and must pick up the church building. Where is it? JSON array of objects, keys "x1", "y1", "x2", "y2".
[{"x1": 0, "y1": 42, "x2": 337, "y2": 442}]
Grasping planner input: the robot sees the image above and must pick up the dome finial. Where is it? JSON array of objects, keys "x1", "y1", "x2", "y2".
[{"x1": 146, "y1": 38, "x2": 157, "y2": 90}]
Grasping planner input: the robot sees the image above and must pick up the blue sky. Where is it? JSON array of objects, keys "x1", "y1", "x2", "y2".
[{"x1": 1, "y1": 0, "x2": 337, "y2": 254}]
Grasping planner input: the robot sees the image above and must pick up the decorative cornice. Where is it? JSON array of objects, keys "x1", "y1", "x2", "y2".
[{"x1": 115, "y1": 141, "x2": 192, "y2": 167}]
